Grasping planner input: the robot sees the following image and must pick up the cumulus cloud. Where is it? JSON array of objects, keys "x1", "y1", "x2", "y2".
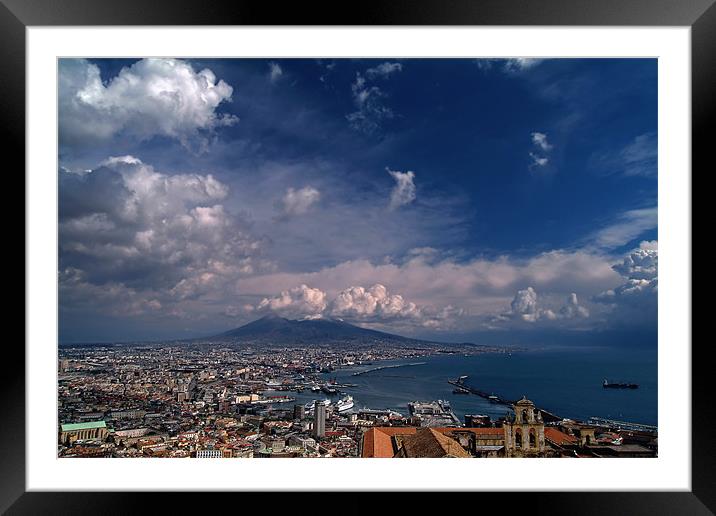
[
  {"x1": 268, "y1": 62, "x2": 283, "y2": 82},
  {"x1": 509, "y1": 287, "x2": 543, "y2": 322},
  {"x1": 59, "y1": 156, "x2": 270, "y2": 319},
  {"x1": 612, "y1": 243, "x2": 658, "y2": 280},
  {"x1": 346, "y1": 62, "x2": 402, "y2": 134},
  {"x1": 529, "y1": 131, "x2": 553, "y2": 169},
  {"x1": 257, "y1": 284, "x2": 328, "y2": 319},
  {"x1": 237, "y1": 248, "x2": 620, "y2": 333},
  {"x1": 331, "y1": 284, "x2": 420, "y2": 321},
  {"x1": 594, "y1": 242, "x2": 658, "y2": 326},
  {"x1": 387, "y1": 168, "x2": 416, "y2": 209},
  {"x1": 503, "y1": 287, "x2": 588, "y2": 324},
  {"x1": 280, "y1": 186, "x2": 321, "y2": 216},
  {"x1": 254, "y1": 282, "x2": 461, "y2": 329},
  {"x1": 559, "y1": 293, "x2": 590, "y2": 319},
  {"x1": 59, "y1": 58, "x2": 237, "y2": 152}
]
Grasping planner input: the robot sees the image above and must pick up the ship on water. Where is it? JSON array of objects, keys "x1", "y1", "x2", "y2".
[
  {"x1": 603, "y1": 379, "x2": 639, "y2": 389},
  {"x1": 335, "y1": 395, "x2": 355, "y2": 412},
  {"x1": 304, "y1": 399, "x2": 332, "y2": 411}
]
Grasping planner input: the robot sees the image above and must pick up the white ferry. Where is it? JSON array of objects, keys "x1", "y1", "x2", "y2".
[
  {"x1": 335, "y1": 395, "x2": 355, "y2": 413},
  {"x1": 304, "y1": 399, "x2": 331, "y2": 411}
]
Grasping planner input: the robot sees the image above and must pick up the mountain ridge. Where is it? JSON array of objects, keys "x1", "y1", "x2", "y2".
[{"x1": 208, "y1": 313, "x2": 470, "y2": 348}]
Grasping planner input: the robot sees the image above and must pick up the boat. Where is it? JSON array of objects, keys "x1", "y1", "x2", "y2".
[
  {"x1": 335, "y1": 395, "x2": 355, "y2": 413},
  {"x1": 310, "y1": 385, "x2": 321, "y2": 392},
  {"x1": 321, "y1": 385, "x2": 339, "y2": 395},
  {"x1": 265, "y1": 379, "x2": 282, "y2": 388},
  {"x1": 603, "y1": 379, "x2": 639, "y2": 389},
  {"x1": 453, "y1": 387, "x2": 470, "y2": 394},
  {"x1": 488, "y1": 395, "x2": 499, "y2": 403},
  {"x1": 304, "y1": 399, "x2": 331, "y2": 411}
]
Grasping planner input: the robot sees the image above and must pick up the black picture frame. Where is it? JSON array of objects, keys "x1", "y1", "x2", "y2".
[{"x1": 4, "y1": 0, "x2": 709, "y2": 513}]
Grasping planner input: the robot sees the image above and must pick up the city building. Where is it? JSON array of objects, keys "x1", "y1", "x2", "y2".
[
  {"x1": 394, "y1": 428, "x2": 470, "y2": 458},
  {"x1": 503, "y1": 397, "x2": 545, "y2": 457},
  {"x1": 59, "y1": 421, "x2": 108, "y2": 445},
  {"x1": 293, "y1": 404, "x2": 305, "y2": 420},
  {"x1": 314, "y1": 401, "x2": 326, "y2": 438}
]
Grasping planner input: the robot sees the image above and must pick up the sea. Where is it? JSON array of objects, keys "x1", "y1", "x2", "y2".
[{"x1": 273, "y1": 345, "x2": 657, "y2": 426}]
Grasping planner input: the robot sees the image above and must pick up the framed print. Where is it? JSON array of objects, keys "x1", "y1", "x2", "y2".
[{"x1": 6, "y1": 0, "x2": 711, "y2": 513}]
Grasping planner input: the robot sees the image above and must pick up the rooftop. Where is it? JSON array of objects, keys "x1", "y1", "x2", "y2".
[{"x1": 61, "y1": 421, "x2": 107, "y2": 432}]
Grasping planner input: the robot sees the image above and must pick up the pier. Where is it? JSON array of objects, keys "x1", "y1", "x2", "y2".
[
  {"x1": 447, "y1": 378, "x2": 563, "y2": 423},
  {"x1": 588, "y1": 417, "x2": 657, "y2": 432},
  {"x1": 352, "y1": 362, "x2": 427, "y2": 377}
]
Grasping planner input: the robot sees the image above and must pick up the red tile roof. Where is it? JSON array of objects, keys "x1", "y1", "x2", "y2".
[
  {"x1": 362, "y1": 427, "x2": 506, "y2": 457},
  {"x1": 545, "y1": 427, "x2": 578, "y2": 445}
]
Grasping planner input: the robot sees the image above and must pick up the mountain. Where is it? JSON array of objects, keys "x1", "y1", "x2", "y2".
[{"x1": 206, "y1": 313, "x2": 453, "y2": 348}]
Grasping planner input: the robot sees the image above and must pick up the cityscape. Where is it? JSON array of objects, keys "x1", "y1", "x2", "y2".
[
  {"x1": 58, "y1": 57, "x2": 658, "y2": 459},
  {"x1": 58, "y1": 325, "x2": 657, "y2": 458}
]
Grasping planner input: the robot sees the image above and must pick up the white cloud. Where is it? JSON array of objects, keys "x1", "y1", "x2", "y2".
[
  {"x1": 529, "y1": 131, "x2": 553, "y2": 168},
  {"x1": 619, "y1": 132, "x2": 657, "y2": 176},
  {"x1": 593, "y1": 243, "x2": 658, "y2": 326},
  {"x1": 503, "y1": 58, "x2": 544, "y2": 72},
  {"x1": 531, "y1": 132, "x2": 553, "y2": 151},
  {"x1": 280, "y1": 186, "x2": 321, "y2": 215},
  {"x1": 510, "y1": 286, "x2": 542, "y2": 322},
  {"x1": 257, "y1": 284, "x2": 327, "y2": 319},
  {"x1": 236, "y1": 248, "x2": 621, "y2": 332},
  {"x1": 475, "y1": 58, "x2": 544, "y2": 73},
  {"x1": 559, "y1": 293, "x2": 590, "y2": 319},
  {"x1": 347, "y1": 63, "x2": 402, "y2": 134},
  {"x1": 529, "y1": 152, "x2": 549, "y2": 167},
  {"x1": 59, "y1": 156, "x2": 270, "y2": 318},
  {"x1": 387, "y1": 168, "x2": 416, "y2": 209},
  {"x1": 331, "y1": 284, "x2": 420, "y2": 321},
  {"x1": 591, "y1": 208, "x2": 658, "y2": 249},
  {"x1": 268, "y1": 62, "x2": 283, "y2": 83},
  {"x1": 255, "y1": 282, "x2": 460, "y2": 330},
  {"x1": 612, "y1": 244, "x2": 658, "y2": 280},
  {"x1": 590, "y1": 132, "x2": 657, "y2": 177},
  {"x1": 365, "y1": 62, "x2": 403, "y2": 78},
  {"x1": 503, "y1": 286, "x2": 588, "y2": 324},
  {"x1": 59, "y1": 58, "x2": 237, "y2": 152}
]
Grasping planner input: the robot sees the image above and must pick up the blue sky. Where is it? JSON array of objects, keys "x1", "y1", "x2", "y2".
[{"x1": 58, "y1": 58, "x2": 658, "y2": 343}]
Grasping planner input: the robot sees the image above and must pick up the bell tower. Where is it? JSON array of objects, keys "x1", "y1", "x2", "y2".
[{"x1": 503, "y1": 396, "x2": 545, "y2": 457}]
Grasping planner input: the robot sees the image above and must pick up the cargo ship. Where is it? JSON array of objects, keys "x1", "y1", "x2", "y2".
[{"x1": 603, "y1": 379, "x2": 639, "y2": 389}]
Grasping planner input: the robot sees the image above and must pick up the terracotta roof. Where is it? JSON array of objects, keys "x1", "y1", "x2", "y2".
[
  {"x1": 398, "y1": 428, "x2": 471, "y2": 458},
  {"x1": 437, "y1": 427, "x2": 505, "y2": 439},
  {"x1": 363, "y1": 426, "x2": 507, "y2": 457},
  {"x1": 545, "y1": 427, "x2": 578, "y2": 445},
  {"x1": 361, "y1": 428, "x2": 393, "y2": 457}
]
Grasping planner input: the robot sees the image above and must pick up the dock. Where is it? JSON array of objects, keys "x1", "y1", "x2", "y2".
[
  {"x1": 447, "y1": 378, "x2": 563, "y2": 423},
  {"x1": 352, "y1": 362, "x2": 427, "y2": 377}
]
